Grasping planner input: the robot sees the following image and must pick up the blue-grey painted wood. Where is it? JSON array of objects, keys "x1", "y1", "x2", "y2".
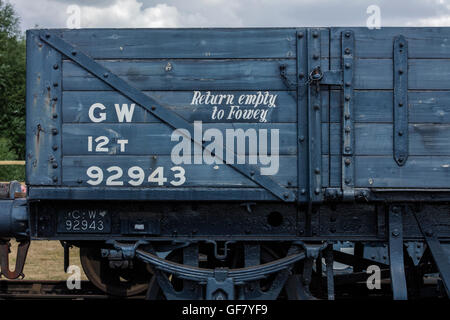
[
  {"x1": 61, "y1": 155, "x2": 297, "y2": 187},
  {"x1": 331, "y1": 27, "x2": 450, "y2": 58},
  {"x1": 329, "y1": 123, "x2": 450, "y2": 155},
  {"x1": 27, "y1": 186, "x2": 281, "y2": 201},
  {"x1": 62, "y1": 59, "x2": 298, "y2": 91},
  {"x1": 62, "y1": 123, "x2": 298, "y2": 155},
  {"x1": 25, "y1": 31, "x2": 62, "y2": 185},
  {"x1": 58, "y1": 28, "x2": 297, "y2": 59},
  {"x1": 64, "y1": 58, "x2": 450, "y2": 91},
  {"x1": 355, "y1": 156, "x2": 450, "y2": 188},
  {"x1": 62, "y1": 90, "x2": 297, "y2": 123},
  {"x1": 330, "y1": 90, "x2": 450, "y2": 123}
]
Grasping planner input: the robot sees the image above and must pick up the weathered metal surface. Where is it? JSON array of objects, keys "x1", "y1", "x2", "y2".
[
  {"x1": 388, "y1": 205, "x2": 408, "y2": 300},
  {"x1": 393, "y1": 35, "x2": 409, "y2": 166},
  {"x1": 341, "y1": 30, "x2": 355, "y2": 200}
]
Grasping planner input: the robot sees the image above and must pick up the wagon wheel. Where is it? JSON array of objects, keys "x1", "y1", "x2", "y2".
[{"x1": 80, "y1": 246, "x2": 153, "y2": 297}]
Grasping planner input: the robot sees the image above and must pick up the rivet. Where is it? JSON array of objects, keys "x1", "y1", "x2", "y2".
[
  {"x1": 53, "y1": 64, "x2": 59, "y2": 70},
  {"x1": 53, "y1": 82, "x2": 58, "y2": 87},
  {"x1": 399, "y1": 42, "x2": 404, "y2": 48},
  {"x1": 345, "y1": 95, "x2": 351, "y2": 101},
  {"x1": 287, "y1": 181, "x2": 292, "y2": 186},
  {"x1": 315, "y1": 168, "x2": 320, "y2": 174},
  {"x1": 299, "y1": 72, "x2": 305, "y2": 79},
  {"x1": 345, "y1": 48, "x2": 351, "y2": 54},
  {"x1": 71, "y1": 50, "x2": 77, "y2": 56},
  {"x1": 151, "y1": 106, "x2": 156, "y2": 111},
  {"x1": 250, "y1": 170, "x2": 255, "y2": 176},
  {"x1": 312, "y1": 31, "x2": 319, "y2": 38},
  {"x1": 313, "y1": 54, "x2": 319, "y2": 60},
  {"x1": 345, "y1": 178, "x2": 351, "y2": 184},
  {"x1": 283, "y1": 193, "x2": 289, "y2": 199},
  {"x1": 52, "y1": 162, "x2": 58, "y2": 169},
  {"x1": 298, "y1": 32, "x2": 304, "y2": 39},
  {"x1": 45, "y1": 33, "x2": 50, "y2": 39},
  {"x1": 52, "y1": 176, "x2": 58, "y2": 182},
  {"x1": 425, "y1": 230, "x2": 433, "y2": 237},
  {"x1": 398, "y1": 102, "x2": 403, "y2": 107},
  {"x1": 52, "y1": 128, "x2": 58, "y2": 135},
  {"x1": 299, "y1": 136, "x2": 305, "y2": 142},
  {"x1": 52, "y1": 113, "x2": 58, "y2": 119},
  {"x1": 314, "y1": 188, "x2": 320, "y2": 195},
  {"x1": 344, "y1": 113, "x2": 350, "y2": 120},
  {"x1": 345, "y1": 126, "x2": 351, "y2": 133},
  {"x1": 53, "y1": 97, "x2": 58, "y2": 101},
  {"x1": 77, "y1": 179, "x2": 83, "y2": 184},
  {"x1": 392, "y1": 229, "x2": 400, "y2": 237},
  {"x1": 398, "y1": 131, "x2": 403, "y2": 136},
  {"x1": 52, "y1": 145, "x2": 58, "y2": 151},
  {"x1": 345, "y1": 146, "x2": 351, "y2": 152},
  {"x1": 345, "y1": 158, "x2": 351, "y2": 165},
  {"x1": 398, "y1": 69, "x2": 403, "y2": 75},
  {"x1": 103, "y1": 73, "x2": 109, "y2": 78},
  {"x1": 345, "y1": 82, "x2": 351, "y2": 87},
  {"x1": 313, "y1": 104, "x2": 320, "y2": 110},
  {"x1": 345, "y1": 63, "x2": 351, "y2": 69},
  {"x1": 301, "y1": 189, "x2": 306, "y2": 195},
  {"x1": 345, "y1": 32, "x2": 351, "y2": 38}
]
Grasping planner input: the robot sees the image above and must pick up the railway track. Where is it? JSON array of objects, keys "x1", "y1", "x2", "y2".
[{"x1": 0, "y1": 280, "x2": 145, "y2": 299}]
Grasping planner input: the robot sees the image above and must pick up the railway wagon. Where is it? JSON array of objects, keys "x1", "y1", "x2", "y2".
[{"x1": 0, "y1": 27, "x2": 449, "y2": 300}]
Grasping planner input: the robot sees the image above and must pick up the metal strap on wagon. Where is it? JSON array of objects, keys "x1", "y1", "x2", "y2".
[{"x1": 37, "y1": 30, "x2": 296, "y2": 203}]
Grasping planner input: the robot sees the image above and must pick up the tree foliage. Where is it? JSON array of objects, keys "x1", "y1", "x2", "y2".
[
  {"x1": 0, "y1": 0, "x2": 26, "y2": 181},
  {"x1": 0, "y1": 0, "x2": 26, "y2": 159}
]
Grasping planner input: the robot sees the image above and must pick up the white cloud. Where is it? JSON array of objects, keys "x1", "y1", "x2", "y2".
[
  {"x1": 8, "y1": 0, "x2": 450, "y2": 32},
  {"x1": 80, "y1": 0, "x2": 180, "y2": 28}
]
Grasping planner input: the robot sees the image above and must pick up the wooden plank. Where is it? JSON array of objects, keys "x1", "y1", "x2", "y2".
[
  {"x1": 331, "y1": 90, "x2": 450, "y2": 123},
  {"x1": 355, "y1": 156, "x2": 450, "y2": 188},
  {"x1": 27, "y1": 186, "x2": 281, "y2": 201},
  {"x1": 331, "y1": 27, "x2": 450, "y2": 58},
  {"x1": 62, "y1": 90, "x2": 297, "y2": 123},
  {"x1": 25, "y1": 31, "x2": 62, "y2": 185},
  {"x1": 61, "y1": 155, "x2": 297, "y2": 187},
  {"x1": 0, "y1": 161, "x2": 25, "y2": 165},
  {"x1": 329, "y1": 59, "x2": 450, "y2": 90},
  {"x1": 59, "y1": 28, "x2": 297, "y2": 59},
  {"x1": 62, "y1": 59, "x2": 298, "y2": 91},
  {"x1": 62, "y1": 123, "x2": 298, "y2": 155},
  {"x1": 330, "y1": 123, "x2": 450, "y2": 155}
]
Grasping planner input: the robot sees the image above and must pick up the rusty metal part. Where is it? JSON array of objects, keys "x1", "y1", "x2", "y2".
[
  {"x1": 0, "y1": 240, "x2": 30, "y2": 279},
  {"x1": 80, "y1": 246, "x2": 152, "y2": 297}
]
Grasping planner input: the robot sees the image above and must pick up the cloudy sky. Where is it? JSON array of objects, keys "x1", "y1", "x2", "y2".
[{"x1": 9, "y1": 0, "x2": 450, "y2": 32}]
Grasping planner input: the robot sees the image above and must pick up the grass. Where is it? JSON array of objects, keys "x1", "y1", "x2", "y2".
[{"x1": 9, "y1": 240, "x2": 87, "y2": 281}]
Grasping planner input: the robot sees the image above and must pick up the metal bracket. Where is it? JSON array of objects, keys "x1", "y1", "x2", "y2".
[
  {"x1": 341, "y1": 31, "x2": 355, "y2": 201},
  {"x1": 413, "y1": 210, "x2": 450, "y2": 297},
  {"x1": 393, "y1": 35, "x2": 409, "y2": 166},
  {"x1": 38, "y1": 30, "x2": 295, "y2": 202},
  {"x1": 206, "y1": 268, "x2": 235, "y2": 300},
  {"x1": 0, "y1": 240, "x2": 30, "y2": 279},
  {"x1": 307, "y1": 29, "x2": 323, "y2": 203},
  {"x1": 388, "y1": 205, "x2": 408, "y2": 300}
]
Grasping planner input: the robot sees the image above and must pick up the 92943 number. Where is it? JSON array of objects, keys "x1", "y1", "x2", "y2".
[{"x1": 86, "y1": 165, "x2": 186, "y2": 186}]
